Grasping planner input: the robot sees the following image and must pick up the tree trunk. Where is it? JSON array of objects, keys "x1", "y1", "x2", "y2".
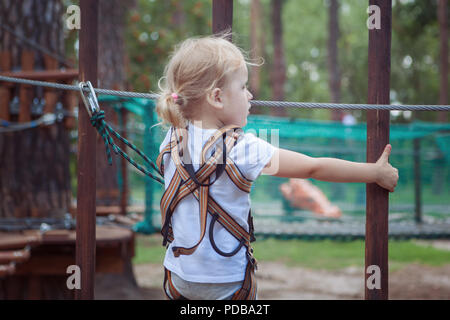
[
  {"x1": 431, "y1": 0, "x2": 448, "y2": 195},
  {"x1": 250, "y1": 0, "x2": 263, "y2": 100},
  {"x1": 328, "y1": 0, "x2": 342, "y2": 121},
  {"x1": 270, "y1": 0, "x2": 287, "y2": 117},
  {"x1": 96, "y1": 0, "x2": 135, "y2": 207},
  {"x1": 96, "y1": 0, "x2": 138, "y2": 287},
  {"x1": 437, "y1": 0, "x2": 448, "y2": 122},
  {"x1": 328, "y1": 0, "x2": 345, "y2": 199},
  {"x1": 172, "y1": 0, "x2": 186, "y2": 27},
  {"x1": 0, "y1": 0, "x2": 70, "y2": 219},
  {"x1": 0, "y1": 0, "x2": 72, "y2": 300}
]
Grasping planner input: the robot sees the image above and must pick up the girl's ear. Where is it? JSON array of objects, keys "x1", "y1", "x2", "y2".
[{"x1": 206, "y1": 88, "x2": 224, "y2": 110}]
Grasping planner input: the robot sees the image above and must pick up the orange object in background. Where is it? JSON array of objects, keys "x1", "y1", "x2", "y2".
[{"x1": 280, "y1": 178, "x2": 342, "y2": 218}]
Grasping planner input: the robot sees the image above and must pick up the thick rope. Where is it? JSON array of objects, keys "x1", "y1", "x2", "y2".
[
  {"x1": 1, "y1": 75, "x2": 449, "y2": 111},
  {"x1": 90, "y1": 110, "x2": 164, "y2": 185},
  {"x1": 0, "y1": 75, "x2": 157, "y2": 100}
]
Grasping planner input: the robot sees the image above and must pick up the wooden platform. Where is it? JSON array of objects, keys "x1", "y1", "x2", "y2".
[{"x1": 0, "y1": 225, "x2": 135, "y2": 299}]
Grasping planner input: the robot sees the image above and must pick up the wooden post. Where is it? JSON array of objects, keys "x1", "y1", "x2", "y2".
[
  {"x1": 212, "y1": 0, "x2": 233, "y2": 39},
  {"x1": 76, "y1": 0, "x2": 98, "y2": 300},
  {"x1": 365, "y1": 0, "x2": 392, "y2": 300},
  {"x1": 63, "y1": 79, "x2": 78, "y2": 130}
]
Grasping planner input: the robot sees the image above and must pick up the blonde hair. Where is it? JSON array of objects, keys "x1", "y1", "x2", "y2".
[{"x1": 155, "y1": 30, "x2": 263, "y2": 129}]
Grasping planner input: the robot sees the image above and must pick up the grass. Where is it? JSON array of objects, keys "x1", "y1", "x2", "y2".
[
  {"x1": 133, "y1": 235, "x2": 166, "y2": 265},
  {"x1": 133, "y1": 235, "x2": 450, "y2": 272},
  {"x1": 252, "y1": 238, "x2": 450, "y2": 272}
]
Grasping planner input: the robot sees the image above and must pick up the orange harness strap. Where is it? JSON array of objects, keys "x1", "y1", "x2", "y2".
[
  {"x1": 157, "y1": 125, "x2": 253, "y2": 249},
  {"x1": 163, "y1": 267, "x2": 187, "y2": 300}
]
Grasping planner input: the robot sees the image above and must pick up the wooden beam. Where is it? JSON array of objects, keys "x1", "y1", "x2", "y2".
[
  {"x1": 0, "y1": 69, "x2": 78, "y2": 80},
  {"x1": 212, "y1": 0, "x2": 233, "y2": 39},
  {"x1": 0, "y1": 51, "x2": 12, "y2": 121},
  {"x1": 0, "y1": 263, "x2": 15, "y2": 277},
  {"x1": 365, "y1": 0, "x2": 392, "y2": 300},
  {"x1": 43, "y1": 56, "x2": 60, "y2": 114},
  {"x1": 18, "y1": 50, "x2": 34, "y2": 123},
  {"x1": 15, "y1": 245, "x2": 128, "y2": 276},
  {"x1": 76, "y1": 0, "x2": 98, "y2": 300},
  {"x1": 0, "y1": 248, "x2": 30, "y2": 264}
]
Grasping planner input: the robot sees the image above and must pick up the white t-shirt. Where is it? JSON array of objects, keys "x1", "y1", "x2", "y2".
[{"x1": 159, "y1": 120, "x2": 276, "y2": 283}]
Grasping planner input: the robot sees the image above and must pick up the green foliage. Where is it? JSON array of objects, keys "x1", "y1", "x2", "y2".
[
  {"x1": 391, "y1": 0, "x2": 443, "y2": 121},
  {"x1": 123, "y1": 0, "x2": 445, "y2": 123},
  {"x1": 63, "y1": 0, "x2": 450, "y2": 122},
  {"x1": 124, "y1": 0, "x2": 211, "y2": 93},
  {"x1": 61, "y1": 1, "x2": 447, "y2": 122}
]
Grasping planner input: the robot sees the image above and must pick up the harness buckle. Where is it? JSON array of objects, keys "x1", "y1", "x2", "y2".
[{"x1": 79, "y1": 81, "x2": 100, "y2": 117}]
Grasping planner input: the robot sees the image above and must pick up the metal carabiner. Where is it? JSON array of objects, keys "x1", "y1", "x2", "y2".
[{"x1": 79, "y1": 81, "x2": 100, "y2": 117}]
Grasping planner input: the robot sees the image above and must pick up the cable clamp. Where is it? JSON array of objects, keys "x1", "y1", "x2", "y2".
[{"x1": 79, "y1": 81, "x2": 100, "y2": 117}]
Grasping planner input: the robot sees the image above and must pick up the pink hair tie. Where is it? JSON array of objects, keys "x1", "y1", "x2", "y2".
[{"x1": 171, "y1": 93, "x2": 179, "y2": 100}]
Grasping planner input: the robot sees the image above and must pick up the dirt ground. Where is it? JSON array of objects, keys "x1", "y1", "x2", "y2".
[{"x1": 94, "y1": 240, "x2": 450, "y2": 300}]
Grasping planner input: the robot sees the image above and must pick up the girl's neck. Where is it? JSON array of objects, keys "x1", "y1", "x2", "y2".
[{"x1": 189, "y1": 118, "x2": 224, "y2": 130}]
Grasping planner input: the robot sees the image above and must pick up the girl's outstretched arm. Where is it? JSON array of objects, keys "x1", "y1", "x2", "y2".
[
  {"x1": 262, "y1": 144, "x2": 398, "y2": 192},
  {"x1": 262, "y1": 148, "x2": 320, "y2": 179}
]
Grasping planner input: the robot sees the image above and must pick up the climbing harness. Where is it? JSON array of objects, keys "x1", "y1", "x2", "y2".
[
  {"x1": 78, "y1": 82, "x2": 258, "y2": 297},
  {"x1": 78, "y1": 81, "x2": 257, "y2": 298},
  {"x1": 156, "y1": 124, "x2": 257, "y2": 300}
]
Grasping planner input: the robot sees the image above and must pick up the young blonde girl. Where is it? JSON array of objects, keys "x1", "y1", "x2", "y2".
[{"x1": 155, "y1": 31, "x2": 399, "y2": 300}]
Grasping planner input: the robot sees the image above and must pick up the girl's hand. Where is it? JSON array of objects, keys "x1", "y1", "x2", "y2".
[{"x1": 375, "y1": 144, "x2": 399, "y2": 192}]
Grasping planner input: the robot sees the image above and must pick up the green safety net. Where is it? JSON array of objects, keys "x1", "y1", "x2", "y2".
[
  {"x1": 243, "y1": 115, "x2": 449, "y2": 225},
  {"x1": 98, "y1": 95, "x2": 158, "y2": 234},
  {"x1": 246, "y1": 115, "x2": 450, "y2": 145}
]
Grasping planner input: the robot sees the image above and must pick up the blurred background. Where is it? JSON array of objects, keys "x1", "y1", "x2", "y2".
[
  {"x1": 0, "y1": 0, "x2": 448, "y2": 299},
  {"x1": 64, "y1": 0, "x2": 450, "y2": 231}
]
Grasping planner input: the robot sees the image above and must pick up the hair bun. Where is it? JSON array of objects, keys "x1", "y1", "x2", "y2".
[{"x1": 172, "y1": 93, "x2": 184, "y2": 106}]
